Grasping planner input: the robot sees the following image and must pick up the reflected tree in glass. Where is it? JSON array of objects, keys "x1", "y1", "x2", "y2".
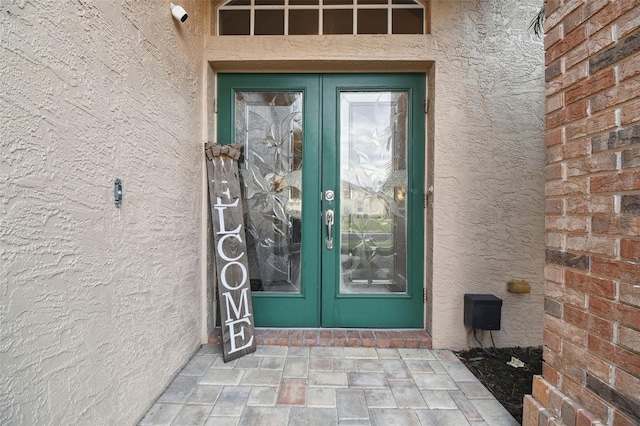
[{"x1": 339, "y1": 92, "x2": 408, "y2": 294}]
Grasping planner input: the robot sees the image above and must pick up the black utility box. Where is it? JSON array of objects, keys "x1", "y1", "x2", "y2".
[{"x1": 464, "y1": 294, "x2": 502, "y2": 330}]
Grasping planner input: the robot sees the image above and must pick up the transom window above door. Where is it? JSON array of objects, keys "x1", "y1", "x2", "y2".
[{"x1": 216, "y1": 0, "x2": 428, "y2": 35}]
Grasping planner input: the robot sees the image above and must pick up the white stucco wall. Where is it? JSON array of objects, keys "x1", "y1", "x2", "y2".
[
  {"x1": 429, "y1": 1, "x2": 545, "y2": 349},
  {"x1": 205, "y1": 0, "x2": 546, "y2": 349},
  {"x1": 1, "y1": 1, "x2": 205, "y2": 424},
  {"x1": 1, "y1": 2, "x2": 545, "y2": 420}
]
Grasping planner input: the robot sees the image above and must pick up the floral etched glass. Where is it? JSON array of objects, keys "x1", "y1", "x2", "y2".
[{"x1": 235, "y1": 92, "x2": 303, "y2": 293}]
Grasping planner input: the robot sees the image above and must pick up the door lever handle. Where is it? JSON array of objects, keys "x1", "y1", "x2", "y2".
[{"x1": 325, "y1": 209, "x2": 334, "y2": 249}]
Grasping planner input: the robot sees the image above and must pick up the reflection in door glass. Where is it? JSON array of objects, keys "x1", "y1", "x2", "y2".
[
  {"x1": 339, "y1": 92, "x2": 408, "y2": 294},
  {"x1": 235, "y1": 92, "x2": 303, "y2": 293}
]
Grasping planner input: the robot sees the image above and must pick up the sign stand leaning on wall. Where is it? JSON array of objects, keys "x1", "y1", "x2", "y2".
[{"x1": 205, "y1": 142, "x2": 256, "y2": 362}]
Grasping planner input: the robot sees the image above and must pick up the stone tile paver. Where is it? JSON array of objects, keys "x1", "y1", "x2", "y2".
[
  {"x1": 397, "y1": 348, "x2": 436, "y2": 360},
  {"x1": 204, "y1": 416, "x2": 239, "y2": 426},
  {"x1": 179, "y1": 355, "x2": 215, "y2": 376},
  {"x1": 239, "y1": 370, "x2": 282, "y2": 386},
  {"x1": 450, "y1": 390, "x2": 484, "y2": 421},
  {"x1": 333, "y1": 358, "x2": 357, "y2": 371},
  {"x1": 457, "y1": 381, "x2": 495, "y2": 399},
  {"x1": 432, "y1": 349, "x2": 459, "y2": 361},
  {"x1": 186, "y1": 385, "x2": 223, "y2": 405},
  {"x1": 287, "y1": 346, "x2": 309, "y2": 357},
  {"x1": 252, "y1": 346, "x2": 288, "y2": 357},
  {"x1": 404, "y1": 360, "x2": 435, "y2": 374},
  {"x1": 200, "y1": 369, "x2": 243, "y2": 386},
  {"x1": 247, "y1": 386, "x2": 278, "y2": 407},
  {"x1": 337, "y1": 389, "x2": 368, "y2": 421},
  {"x1": 158, "y1": 376, "x2": 199, "y2": 404},
  {"x1": 309, "y1": 357, "x2": 333, "y2": 371},
  {"x1": 420, "y1": 390, "x2": 458, "y2": 409},
  {"x1": 427, "y1": 360, "x2": 447, "y2": 374},
  {"x1": 412, "y1": 373, "x2": 458, "y2": 390},
  {"x1": 338, "y1": 420, "x2": 372, "y2": 426},
  {"x1": 389, "y1": 382, "x2": 428, "y2": 409},
  {"x1": 260, "y1": 357, "x2": 285, "y2": 370},
  {"x1": 307, "y1": 387, "x2": 336, "y2": 407},
  {"x1": 238, "y1": 406, "x2": 289, "y2": 426},
  {"x1": 308, "y1": 371, "x2": 348, "y2": 387},
  {"x1": 375, "y1": 348, "x2": 401, "y2": 359},
  {"x1": 348, "y1": 372, "x2": 388, "y2": 388},
  {"x1": 290, "y1": 407, "x2": 338, "y2": 426},
  {"x1": 370, "y1": 408, "x2": 421, "y2": 426},
  {"x1": 171, "y1": 404, "x2": 212, "y2": 425},
  {"x1": 310, "y1": 347, "x2": 343, "y2": 358},
  {"x1": 209, "y1": 357, "x2": 236, "y2": 369},
  {"x1": 343, "y1": 347, "x2": 377, "y2": 359},
  {"x1": 356, "y1": 359, "x2": 382, "y2": 372},
  {"x1": 416, "y1": 408, "x2": 472, "y2": 425},
  {"x1": 380, "y1": 359, "x2": 411, "y2": 380},
  {"x1": 139, "y1": 345, "x2": 517, "y2": 426},
  {"x1": 139, "y1": 403, "x2": 182, "y2": 425},
  {"x1": 283, "y1": 357, "x2": 308, "y2": 378},
  {"x1": 235, "y1": 356, "x2": 262, "y2": 369},
  {"x1": 471, "y1": 399, "x2": 520, "y2": 425},
  {"x1": 276, "y1": 378, "x2": 306, "y2": 406},
  {"x1": 441, "y1": 360, "x2": 481, "y2": 382},
  {"x1": 364, "y1": 389, "x2": 397, "y2": 408},
  {"x1": 210, "y1": 387, "x2": 251, "y2": 417},
  {"x1": 197, "y1": 345, "x2": 223, "y2": 356}
]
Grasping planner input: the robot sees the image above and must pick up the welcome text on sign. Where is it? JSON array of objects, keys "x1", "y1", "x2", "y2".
[{"x1": 214, "y1": 180, "x2": 254, "y2": 355}]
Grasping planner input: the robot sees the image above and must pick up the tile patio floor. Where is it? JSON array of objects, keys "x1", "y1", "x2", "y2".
[{"x1": 139, "y1": 344, "x2": 519, "y2": 426}]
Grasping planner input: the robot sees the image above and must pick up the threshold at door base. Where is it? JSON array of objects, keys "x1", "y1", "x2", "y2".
[{"x1": 208, "y1": 328, "x2": 432, "y2": 349}]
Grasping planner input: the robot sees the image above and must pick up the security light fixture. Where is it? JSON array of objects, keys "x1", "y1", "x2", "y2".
[{"x1": 170, "y1": 3, "x2": 188, "y2": 23}]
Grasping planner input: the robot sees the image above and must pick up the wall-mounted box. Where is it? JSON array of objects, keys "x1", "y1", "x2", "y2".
[
  {"x1": 464, "y1": 294, "x2": 502, "y2": 330},
  {"x1": 507, "y1": 280, "x2": 531, "y2": 293}
]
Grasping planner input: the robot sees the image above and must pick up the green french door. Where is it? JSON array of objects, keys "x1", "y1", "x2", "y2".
[{"x1": 217, "y1": 73, "x2": 425, "y2": 328}]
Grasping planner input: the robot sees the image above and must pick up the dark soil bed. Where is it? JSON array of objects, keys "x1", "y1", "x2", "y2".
[{"x1": 455, "y1": 346, "x2": 543, "y2": 424}]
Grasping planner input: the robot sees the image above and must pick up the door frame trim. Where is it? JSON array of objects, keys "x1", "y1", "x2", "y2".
[{"x1": 201, "y1": 61, "x2": 435, "y2": 341}]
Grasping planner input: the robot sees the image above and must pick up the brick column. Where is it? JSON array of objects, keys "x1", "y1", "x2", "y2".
[{"x1": 524, "y1": 1, "x2": 640, "y2": 425}]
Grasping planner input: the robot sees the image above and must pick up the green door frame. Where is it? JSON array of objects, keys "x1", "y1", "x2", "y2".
[{"x1": 217, "y1": 73, "x2": 425, "y2": 328}]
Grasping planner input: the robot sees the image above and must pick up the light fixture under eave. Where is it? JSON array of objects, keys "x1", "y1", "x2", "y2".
[{"x1": 170, "y1": 3, "x2": 188, "y2": 23}]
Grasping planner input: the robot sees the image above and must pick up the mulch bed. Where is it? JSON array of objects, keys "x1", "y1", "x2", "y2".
[{"x1": 456, "y1": 346, "x2": 543, "y2": 424}]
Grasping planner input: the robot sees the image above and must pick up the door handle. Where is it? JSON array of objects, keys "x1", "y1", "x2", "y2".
[{"x1": 325, "y1": 209, "x2": 334, "y2": 249}]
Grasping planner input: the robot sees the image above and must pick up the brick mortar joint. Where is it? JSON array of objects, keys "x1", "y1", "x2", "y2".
[{"x1": 209, "y1": 328, "x2": 432, "y2": 348}]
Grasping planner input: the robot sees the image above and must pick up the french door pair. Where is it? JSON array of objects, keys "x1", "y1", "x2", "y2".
[{"x1": 217, "y1": 73, "x2": 425, "y2": 328}]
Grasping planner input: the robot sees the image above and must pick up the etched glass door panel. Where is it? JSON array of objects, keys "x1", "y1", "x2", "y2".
[
  {"x1": 236, "y1": 92, "x2": 303, "y2": 293},
  {"x1": 338, "y1": 92, "x2": 408, "y2": 294}
]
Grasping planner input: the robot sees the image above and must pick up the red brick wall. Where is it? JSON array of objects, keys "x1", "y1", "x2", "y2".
[{"x1": 524, "y1": 1, "x2": 640, "y2": 425}]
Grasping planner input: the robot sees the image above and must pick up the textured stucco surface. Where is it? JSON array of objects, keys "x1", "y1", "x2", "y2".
[
  {"x1": 429, "y1": 1, "x2": 545, "y2": 349},
  {"x1": 1, "y1": 1, "x2": 205, "y2": 424},
  {"x1": 206, "y1": 0, "x2": 546, "y2": 350}
]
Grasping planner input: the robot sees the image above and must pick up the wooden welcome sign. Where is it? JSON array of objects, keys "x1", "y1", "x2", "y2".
[{"x1": 205, "y1": 142, "x2": 256, "y2": 362}]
